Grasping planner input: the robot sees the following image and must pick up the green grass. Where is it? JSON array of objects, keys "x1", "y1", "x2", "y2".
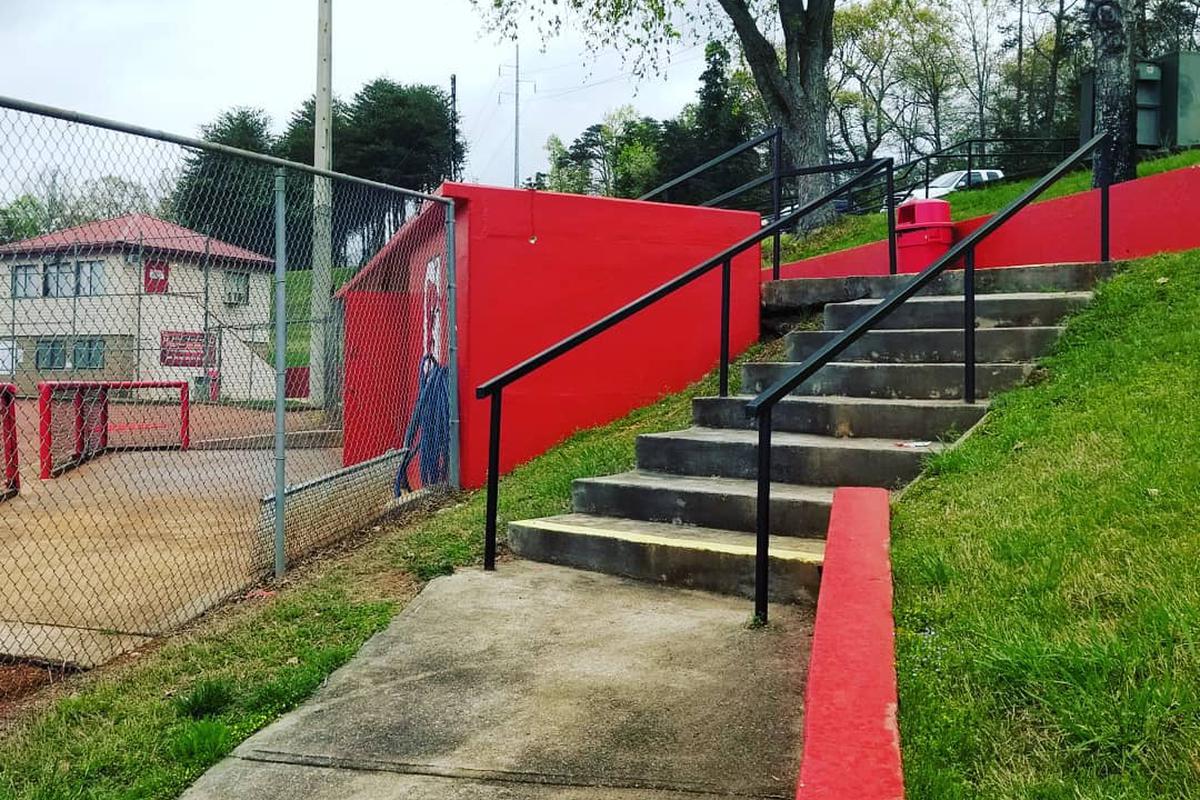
[
  {"x1": 779, "y1": 149, "x2": 1200, "y2": 264},
  {"x1": 0, "y1": 337, "x2": 783, "y2": 800},
  {"x1": 893, "y1": 250, "x2": 1200, "y2": 798},
  {"x1": 274, "y1": 267, "x2": 356, "y2": 368}
]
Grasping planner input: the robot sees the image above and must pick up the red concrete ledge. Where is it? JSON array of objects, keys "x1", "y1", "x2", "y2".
[{"x1": 797, "y1": 487, "x2": 903, "y2": 800}]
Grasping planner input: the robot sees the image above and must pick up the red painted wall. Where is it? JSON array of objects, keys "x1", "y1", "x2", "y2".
[
  {"x1": 338, "y1": 184, "x2": 760, "y2": 490},
  {"x1": 447, "y1": 183, "x2": 761, "y2": 489},
  {"x1": 342, "y1": 291, "x2": 419, "y2": 468},
  {"x1": 774, "y1": 164, "x2": 1200, "y2": 280}
]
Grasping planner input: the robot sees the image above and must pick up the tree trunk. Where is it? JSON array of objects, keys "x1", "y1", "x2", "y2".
[
  {"x1": 1088, "y1": 0, "x2": 1139, "y2": 185},
  {"x1": 717, "y1": 0, "x2": 835, "y2": 226}
]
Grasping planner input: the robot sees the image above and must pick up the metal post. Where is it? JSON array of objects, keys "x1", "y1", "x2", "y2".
[
  {"x1": 772, "y1": 129, "x2": 783, "y2": 281},
  {"x1": 513, "y1": 42, "x2": 521, "y2": 187},
  {"x1": 719, "y1": 258, "x2": 731, "y2": 397},
  {"x1": 1100, "y1": 181, "x2": 1111, "y2": 263},
  {"x1": 885, "y1": 160, "x2": 898, "y2": 276},
  {"x1": 272, "y1": 169, "x2": 289, "y2": 579},
  {"x1": 964, "y1": 246, "x2": 976, "y2": 405},
  {"x1": 445, "y1": 201, "x2": 462, "y2": 489},
  {"x1": 924, "y1": 158, "x2": 931, "y2": 197},
  {"x1": 484, "y1": 390, "x2": 502, "y2": 571},
  {"x1": 966, "y1": 141, "x2": 974, "y2": 188},
  {"x1": 754, "y1": 407, "x2": 773, "y2": 624}
]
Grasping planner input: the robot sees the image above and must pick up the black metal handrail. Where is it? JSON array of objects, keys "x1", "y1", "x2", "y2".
[
  {"x1": 893, "y1": 136, "x2": 1076, "y2": 198},
  {"x1": 475, "y1": 157, "x2": 900, "y2": 571},
  {"x1": 743, "y1": 132, "x2": 1112, "y2": 623},
  {"x1": 640, "y1": 128, "x2": 790, "y2": 279}
]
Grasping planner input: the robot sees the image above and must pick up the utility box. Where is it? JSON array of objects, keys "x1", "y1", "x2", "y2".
[
  {"x1": 1080, "y1": 61, "x2": 1163, "y2": 148},
  {"x1": 1136, "y1": 61, "x2": 1163, "y2": 147},
  {"x1": 896, "y1": 199, "x2": 954, "y2": 273},
  {"x1": 1160, "y1": 51, "x2": 1200, "y2": 148}
]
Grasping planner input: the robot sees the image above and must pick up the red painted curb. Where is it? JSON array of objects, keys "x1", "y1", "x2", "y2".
[{"x1": 797, "y1": 487, "x2": 903, "y2": 800}]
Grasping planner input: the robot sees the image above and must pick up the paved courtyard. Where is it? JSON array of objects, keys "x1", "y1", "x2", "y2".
[{"x1": 184, "y1": 562, "x2": 813, "y2": 800}]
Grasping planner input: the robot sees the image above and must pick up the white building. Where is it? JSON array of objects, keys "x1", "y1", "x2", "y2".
[{"x1": 0, "y1": 213, "x2": 275, "y2": 400}]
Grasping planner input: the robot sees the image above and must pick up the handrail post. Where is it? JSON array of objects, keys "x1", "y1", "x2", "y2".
[
  {"x1": 885, "y1": 159, "x2": 898, "y2": 276},
  {"x1": 1100, "y1": 179, "x2": 1111, "y2": 263},
  {"x1": 772, "y1": 128, "x2": 783, "y2": 281},
  {"x1": 484, "y1": 389, "x2": 502, "y2": 571},
  {"x1": 964, "y1": 246, "x2": 976, "y2": 404},
  {"x1": 719, "y1": 258, "x2": 732, "y2": 397},
  {"x1": 754, "y1": 407, "x2": 773, "y2": 624},
  {"x1": 924, "y1": 158, "x2": 931, "y2": 197},
  {"x1": 966, "y1": 140, "x2": 974, "y2": 188}
]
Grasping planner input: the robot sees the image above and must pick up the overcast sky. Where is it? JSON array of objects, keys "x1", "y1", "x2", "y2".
[{"x1": 0, "y1": 0, "x2": 708, "y2": 189}]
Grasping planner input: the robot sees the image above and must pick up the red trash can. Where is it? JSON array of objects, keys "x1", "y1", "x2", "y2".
[{"x1": 895, "y1": 199, "x2": 953, "y2": 273}]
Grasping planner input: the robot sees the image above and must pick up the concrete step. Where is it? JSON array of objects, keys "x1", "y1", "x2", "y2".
[
  {"x1": 508, "y1": 514, "x2": 824, "y2": 602},
  {"x1": 786, "y1": 326, "x2": 1063, "y2": 364},
  {"x1": 637, "y1": 427, "x2": 944, "y2": 487},
  {"x1": 764, "y1": 261, "x2": 1118, "y2": 316},
  {"x1": 823, "y1": 291, "x2": 1091, "y2": 331},
  {"x1": 742, "y1": 361, "x2": 1033, "y2": 400},
  {"x1": 573, "y1": 471, "x2": 835, "y2": 536},
  {"x1": 692, "y1": 395, "x2": 987, "y2": 440}
]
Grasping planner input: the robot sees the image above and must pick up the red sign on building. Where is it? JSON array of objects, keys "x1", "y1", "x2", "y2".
[{"x1": 160, "y1": 331, "x2": 217, "y2": 367}]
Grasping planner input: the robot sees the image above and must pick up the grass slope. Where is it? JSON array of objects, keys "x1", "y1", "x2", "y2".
[
  {"x1": 0, "y1": 338, "x2": 783, "y2": 800},
  {"x1": 780, "y1": 149, "x2": 1200, "y2": 264},
  {"x1": 893, "y1": 251, "x2": 1200, "y2": 798}
]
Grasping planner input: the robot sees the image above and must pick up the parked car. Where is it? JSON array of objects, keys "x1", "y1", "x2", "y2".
[{"x1": 899, "y1": 169, "x2": 1004, "y2": 203}]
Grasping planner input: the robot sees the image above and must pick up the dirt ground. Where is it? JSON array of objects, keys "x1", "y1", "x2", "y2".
[{"x1": 1, "y1": 400, "x2": 344, "y2": 667}]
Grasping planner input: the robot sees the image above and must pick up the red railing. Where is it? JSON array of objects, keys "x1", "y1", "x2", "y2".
[
  {"x1": 37, "y1": 380, "x2": 190, "y2": 480},
  {"x1": 1, "y1": 384, "x2": 17, "y2": 500}
]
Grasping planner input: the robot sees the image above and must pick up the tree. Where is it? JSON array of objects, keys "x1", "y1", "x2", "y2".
[
  {"x1": 171, "y1": 107, "x2": 276, "y2": 254},
  {"x1": 474, "y1": 0, "x2": 838, "y2": 212},
  {"x1": 0, "y1": 195, "x2": 47, "y2": 244},
  {"x1": 952, "y1": 0, "x2": 1003, "y2": 138},
  {"x1": 1087, "y1": 0, "x2": 1139, "y2": 184},
  {"x1": 896, "y1": 0, "x2": 965, "y2": 151},
  {"x1": 829, "y1": 0, "x2": 905, "y2": 159}
]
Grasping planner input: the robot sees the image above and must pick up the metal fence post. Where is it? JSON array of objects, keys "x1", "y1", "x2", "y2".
[
  {"x1": 719, "y1": 258, "x2": 731, "y2": 397},
  {"x1": 772, "y1": 128, "x2": 783, "y2": 281},
  {"x1": 963, "y1": 246, "x2": 976, "y2": 404},
  {"x1": 484, "y1": 390, "x2": 502, "y2": 571},
  {"x1": 272, "y1": 168, "x2": 288, "y2": 579},
  {"x1": 754, "y1": 407, "x2": 773, "y2": 625},
  {"x1": 445, "y1": 199, "x2": 462, "y2": 489},
  {"x1": 885, "y1": 160, "x2": 898, "y2": 275},
  {"x1": 1100, "y1": 180, "x2": 1111, "y2": 263},
  {"x1": 966, "y1": 140, "x2": 974, "y2": 188}
]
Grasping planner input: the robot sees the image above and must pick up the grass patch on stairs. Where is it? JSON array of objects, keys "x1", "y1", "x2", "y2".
[
  {"x1": 0, "y1": 337, "x2": 784, "y2": 800},
  {"x1": 892, "y1": 250, "x2": 1200, "y2": 798},
  {"x1": 778, "y1": 148, "x2": 1200, "y2": 264}
]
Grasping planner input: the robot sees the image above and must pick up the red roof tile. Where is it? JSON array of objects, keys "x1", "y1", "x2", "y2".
[{"x1": 0, "y1": 213, "x2": 272, "y2": 266}]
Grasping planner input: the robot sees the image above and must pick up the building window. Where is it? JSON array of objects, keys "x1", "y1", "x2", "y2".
[
  {"x1": 44, "y1": 261, "x2": 76, "y2": 298},
  {"x1": 35, "y1": 340, "x2": 67, "y2": 370},
  {"x1": 73, "y1": 338, "x2": 105, "y2": 370},
  {"x1": 77, "y1": 260, "x2": 105, "y2": 296},
  {"x1": 223, "y1": 271, "x2": 250, "y2": 306},
  {"x1": 11, "y1": 264, "x2": 39, "y2": 298}
]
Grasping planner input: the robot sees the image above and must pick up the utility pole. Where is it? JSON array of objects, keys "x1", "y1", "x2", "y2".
[
  {"x1": 513, "y1": 43, "x2": 520, "y2": 187},
  {"x1": 499, "y1": 42, "x2": 534, "y2": 187},
  {"x1": 450, "y1": 74, "x2": 458, "y2": 181},
  {"x1": 310, "y1": 0, "x2": 333, "y2": 410}
]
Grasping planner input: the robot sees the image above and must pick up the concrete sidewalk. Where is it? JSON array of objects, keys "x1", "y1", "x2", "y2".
[{"x1": 184, "y1": 562, "x2": 812, "y2": 799}]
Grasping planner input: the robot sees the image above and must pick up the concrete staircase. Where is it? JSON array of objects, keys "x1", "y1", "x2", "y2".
[{"x1": 509, "y1": 263, "x2": 1116, "y2": 602}]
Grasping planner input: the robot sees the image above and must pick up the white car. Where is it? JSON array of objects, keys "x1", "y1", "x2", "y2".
[{"x1": 901, "y1": 169, "x2": 1004, "y2": 203}]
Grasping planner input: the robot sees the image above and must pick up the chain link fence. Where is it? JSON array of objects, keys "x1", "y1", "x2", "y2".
[{"x1": 0, "y1": 96, "x2": 458, "y2": 668}]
